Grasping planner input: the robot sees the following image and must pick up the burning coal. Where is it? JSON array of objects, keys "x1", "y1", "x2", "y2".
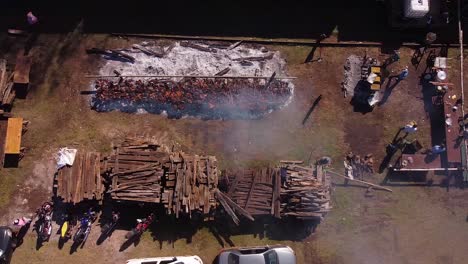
[{"x1": 92, "y1": 78, "x2": 293, "y2": 119}]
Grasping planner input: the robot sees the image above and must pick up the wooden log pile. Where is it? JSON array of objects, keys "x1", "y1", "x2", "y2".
[
  {"x1": 56, "y1": 151, "x2": 103, "y2": 204},
  {"x1": 224, "y1": 168, "x2": 279, "y2": 217},
  {"x1": 279, "y1": 164, "x2": 331, "y2": 220},
  {"x1": 0, "y1": 59, "x2": 15, "y2": 111},
  {"x1": 164, "y1": 152, "x2": 218, "y2": 217},
  {"x1": 224, "y1": 163, "x2": 331, "y2": 222},
  {"x1": 102, "y1": 140, "x2": 219, "y2": 218}
]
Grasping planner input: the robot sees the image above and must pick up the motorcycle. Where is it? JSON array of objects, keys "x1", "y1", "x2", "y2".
[
  {"x1": 125, "y1": 213, "x2": 154, "y2": 240},
  {"x1": 36, "y1": 203, "x2": 53, "y2": 242},
  {"x1": 100, "y1": 212, "x2": 120, "y2": 238},
  {"x1": 60, "y1": 213, "x2": 73, "y2": 239},
  {"x1": 73, "y1": 211, "x2": 95, "y2": 245}
]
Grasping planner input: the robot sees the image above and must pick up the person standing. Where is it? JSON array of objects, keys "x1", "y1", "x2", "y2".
[
  {"x1": 403, "y1": 121, "x2": 418, "y2": 134},
  {"x1": 431, "y1": 144, "x2": 446, "y2": 154},
  {"x1": 392, "y1": 50, "x2": 400, "y2": 62},
  {"x1": 397, "y1": 66, "x2": 409, "y2": 80}
]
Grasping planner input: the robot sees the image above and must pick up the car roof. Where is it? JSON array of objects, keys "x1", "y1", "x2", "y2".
[
  {"x1": 126, "y1": 255, "x2": 202, "y2": 264},
  {"x1": 0, "y1": 227, "x2": 13, "y2": 250},
  {"x1": 239, "y1": 254, "x2": 266, "y2": 264},
  {"x1": 218, "y1": 245, "x2": 296, "y2": 264}
]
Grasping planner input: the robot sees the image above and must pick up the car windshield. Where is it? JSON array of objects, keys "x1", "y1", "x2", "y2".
[
  {"x1": 228, "y1": 253, "x2": 240, "y2": 264},
  {"x1": 263, "y1": 251, "x2": 278, "y2": 264}
]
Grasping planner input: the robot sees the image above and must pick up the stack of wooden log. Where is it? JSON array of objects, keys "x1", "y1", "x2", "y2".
[
  {"x1": 56, "y1": 151, "x2": 103, "y2": 204},
  {"x1": 279, "y1": 164, "x2": 331, "y2": 220},
  {"x1": 164, "y1": 152, "x2": 218, "y2": 217},
  {"x1": 224, "y1": 168, "x2": 280, "y2": 217},
  {"x1": 224, "y1": 163, "x2": 331, "y2": 222},
  {"x1": 102, "y1": 140, "x2": 219, "y2": 218},
  {"x1": 0, "y1": 59, "x2": 15, "y2": 110}
]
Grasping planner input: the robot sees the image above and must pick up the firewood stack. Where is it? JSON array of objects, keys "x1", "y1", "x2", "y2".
[
  {"x1": 164, "y1": 152, "x2": 218, "y2": 217},
  {"x1": 224, "y1": 163, "x2": 331, "y2": 222},
  {"x1": 0, "y1": 59, "x2": 15, "y2": 111},
  {"x1": 102, "y1": 140, "x2": 219, "y2": 218},
  {"x1": 279, "y1": 164, "x2": 331, "y2": 220},
  {"x1": 56, "y1": 151, "x2": 103, "y2": 204},
  {"x1": 224, "y1": 168, "x2": 280, "y2": 217}
]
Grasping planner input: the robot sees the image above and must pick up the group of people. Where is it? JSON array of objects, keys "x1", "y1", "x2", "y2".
[{"x1": 401, "y1": 121, "x2": 447, "y2": 154}]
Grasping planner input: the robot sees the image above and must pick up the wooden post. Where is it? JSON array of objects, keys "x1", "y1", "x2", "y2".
[{"x1": 327, "y1": 169, "x2": 392, "y2": 192}]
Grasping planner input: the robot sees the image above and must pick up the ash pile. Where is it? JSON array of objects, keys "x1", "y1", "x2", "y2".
[
  {"x1": 91, "y1": 41, "x2": 294, "y2": 119},
  {"x1": 342, "y1": 55, "x2": 363, "y2": 97}
]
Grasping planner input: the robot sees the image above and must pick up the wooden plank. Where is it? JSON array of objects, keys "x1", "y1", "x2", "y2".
[
  {"x1": 215, "y1": 190, "x2": 254, "y2": 221},
  {"x1": 71, "y1": 153, "x2": 82, "y2": 203},
  {"x1": 227, "y1": 171, "x2": 240, "y2": 196},
  {"x1": 274, "y1": 169, "x2": 281, "y2": 218},
  {"x1": 13, "y1": 54, "x2": 32, "y2": 84},
  {"x1": 0, "y1": 119, "x2": 8, "y2": 167},
  {"x1": 83, "y1": 152, "x2": 91, "y2": 198},
  {"x1": 4, "y1": 117, "x2": 23, "y2": 154},
  {"x1": 215, "y1": 191, "x2": 240, "y2": 225},
  {"x1": 0, "y1": 59, "x2": 6, "y2": 95},
  {"x1": 244, "y1": 172, "x2": 257, "y2": 209}
]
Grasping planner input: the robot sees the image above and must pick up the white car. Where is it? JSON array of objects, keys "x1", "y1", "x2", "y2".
[{"x1": 126, "y1": 256, "x2": 203, "y2": 264}]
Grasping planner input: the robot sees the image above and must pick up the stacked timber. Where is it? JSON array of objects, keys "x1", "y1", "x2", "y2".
[
  {"x1": 164, "y1": 152, "x2": 218, "y2": 217},
  {"x1": 224, "y1": 168, "x2": 279, "y2": 216},
  {"x1": 56, "y1": 151, "x2": 103, "y2": 204},
  {"x1": 108, "y1": 164, "x2": 165, "y2": 203},
  {"x1": 224, "y1": 163, "x2": 331, "y2": 222},
  {"x1": 279, "y1": 164, "x2": 331, "y2": 220},
  {"x1": 0, "y1": 59, "x2": 15, "y2": 109},
  {"x1": 103, "y1": 140, "x2": 219, "y2": 218}
]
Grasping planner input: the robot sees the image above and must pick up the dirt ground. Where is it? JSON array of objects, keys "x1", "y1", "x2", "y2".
[{"x1": 1, "y1": 30, "x2": 468, "y2": 264}]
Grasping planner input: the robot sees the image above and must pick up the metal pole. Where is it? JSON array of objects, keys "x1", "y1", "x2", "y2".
[
  {"x1": 458, "y1": 0, "x2": 468, "y2": 176},
  {"x1": 84, "y1": 74, "x2": 296, "y2": 79}
]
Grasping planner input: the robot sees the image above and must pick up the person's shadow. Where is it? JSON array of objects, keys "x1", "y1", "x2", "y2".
[{"x1": 378, "y1": 76, "x2": 401, "y2": 106}]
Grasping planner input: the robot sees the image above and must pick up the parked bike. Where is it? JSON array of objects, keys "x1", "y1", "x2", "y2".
[
  {"x1": 60, "y1": 213, "x2": 73, "y2": 239},
  {"x1": 36, "y1": 202, "x2": 53, "y2": 242},
  {"x1": 125, "y1": 213, "x2": 154, "y2": 240},
  {"x1": 101, "y1": 211, "x2": 120, "y2": 238},
  {"x1": 73, "y1": 210, "x2": 95, "y2": 245}
]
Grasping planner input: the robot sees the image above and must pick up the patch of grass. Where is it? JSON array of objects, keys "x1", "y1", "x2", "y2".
[
  {"x1": 325, "y1": 187, "x2": 358, "y2": 231},
  {"x1": 274, "y1": 45, "x2": 312, "y2": 65}
]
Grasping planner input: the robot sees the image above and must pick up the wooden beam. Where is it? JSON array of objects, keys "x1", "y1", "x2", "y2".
[
  {"x1": 327, "y1": 170, "x2": 393, "y2": 192},
  {"x1": 84, "y1": 74, "x2": 296, "y2": 79},
  {"x1": 215, "y1": 190, "x2": 240, "y2": 225},
  {"x1": 215, "y1": 190, "x2": 254, "y2": 221}
]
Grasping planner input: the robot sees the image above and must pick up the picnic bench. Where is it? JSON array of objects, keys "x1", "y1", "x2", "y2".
[{"x1": 4, "y1": 117, "x2": 23, "y2": 167}]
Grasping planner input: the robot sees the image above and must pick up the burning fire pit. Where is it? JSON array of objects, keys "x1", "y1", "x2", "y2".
[{"x1": 92, "y1": 77, "x2": 293, "y2": 119}]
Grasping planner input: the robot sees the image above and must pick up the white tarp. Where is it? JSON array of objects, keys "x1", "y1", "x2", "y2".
[{"x1": 56, "y1": 148, "x2": 77, "y2": 170}]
